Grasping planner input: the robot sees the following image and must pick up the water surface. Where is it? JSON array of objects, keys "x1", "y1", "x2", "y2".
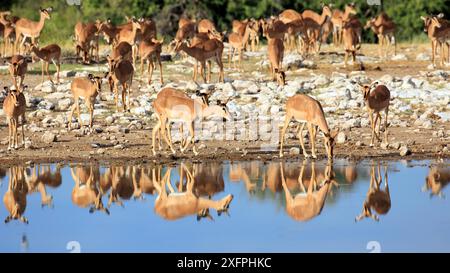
[{"x1": 0, "y1": 159, "x2": 449, "y2": 253}]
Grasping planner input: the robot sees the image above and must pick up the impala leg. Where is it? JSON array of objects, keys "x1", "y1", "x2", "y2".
[
  {"x1": 193, "y1": 62, "x2": 197, "y2": 82},
  {"x1": 149, "y1": 59, "x2": 154, "y2": 85},
  {"x1": 46, "y1": 62, "x2": 52, "y2": 83},
  {"x1": 297, "y1": 123, "x2": 309, "y2": 158},
  {"x1": 55, "y1": 60, "x2": 60, "y2": 84},
  {"x1": 68, "y1": 99, "x2": 77, "y2": 130},
  {"x1": 7, "y1": 118, "x2": 11, "y2": 150},
  {"x1": 279, "y1": 114, "x2": 292, "y2": 157},
  {"x1": 89, "y1": 101, "x2": 94, "y2": 129},
  {"x1": 190, "y1": 122, "x2": 198, "y2": 156},
  {"x1": 369, "y1": 111, "x2": 375, "y2": 147},
  {"x1": 140, "y1": 57, "x2": 144, "y2": 76},
  {"x1": 157, "y1": 54, "x2": 163, "y2": 84},
  {"x1": 13, "y1": 119, "x2": 18, "y2": 149},
  {"x1": 384, "y1": 107, "x2": 389, "y2": 145},
  {"x1": 162, "y1": 121, "x2": 176, "y2": 155},
  {"x1": 228, "y1": 47, "x2": 232, "y2": 69},
  {"x1": 152, "y1": 119, "x2": 160, "y2": 155},
  {"x1": 375, "y1": 113, "x2": 381, "y2": 142},
  {"x1": 76, "y1": 99, "x2": 83, "y2": 127},
  {"x1": 308, "y1": 123, "x2": 317, "y2": 159},
  {"x1": 21, "y1": 115, "x2": 25, "y2": 146},
  {"x1": 279, "y1": 162, "x2": 293, "y2": 206},
  {"x1": 41, "y1": 61, "x2": 44, "y2": 84}
]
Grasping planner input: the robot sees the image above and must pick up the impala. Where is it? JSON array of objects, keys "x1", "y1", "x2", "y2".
[
  {"x1": 227, "y1": 23, "x2": 251, "y2": 70},
  {"x1": 3, "y1": 166, "x2": 29, "y2": 223},
  {"x1": 14, "y1": 7, "x2": 52, "y2": 54},
  {"x1": 423, "y1": 165, "x2": 450, "y2": 198},
  {"x1": 301, "y1": 4, "x2": 332, "y2": 53},
  {"x1": 28, "y1": 43, "x2": 61, "y2": 85},
  {"x1": 267, "y1": 37, "x2": 286, "y2": 86},
  {"x1": 365, "y1": 12, "x2": 396, "y2": 59},
  {"x1": 74, "y1": 21, "x2": 99, "y2": 63},
  {"x1": 356, "y1": 163, "x2": 390, "y2": 222},
  {"x1": 421, "y1": 14, "x2": 450, "y2": 67},
  {"x1": 71, "y1": 165, "x2": 109, "y2": 215},
  {"x1": 5, "y1": 54, "x2": 27, "y2": 90},
  {"x1": 174, "y1": 38, "x2": 224, "y2": 83},
  {"x1": 105, "y1": 56, "x2": 134, "y2": 112},
  {"x1": 280, "y1": 161, "x2": 334, "y2": 221},
  {"x1": 278, "y1": 9, "x2": 306, "y2": 52},
  {"x1": 152, "y1": 88, "x2": 210, "y2": 155},
  {"x1": 0, "y1": 11, "x2": 18, "y2": 56},
  {"x1": 2, "y1": 86, "x2": 26, "y2": 150},
  {"x1": 330, "y1": 3, "x2": 357, "y2": 46},
  {"x1": 152, "y1": 94, "x2": 231, "y2": 155},
  {"x1": 359, "y1": 82, "x2": 390, "y2": 146},
  {"x1": 153, "y1": 164, "x2": 233, "y2": 221},
  {"x1": 139, "y1": 37, "x2": 163, "y2": 84},
  {"x1": 279, "y1": 94, "x2": 338, "y2": 160},
  {"x1": 342, "y1": 18, "x2": 361, "y2": 67},
  {"x1": 68, "y1": 74, "x2": 102, "y2": 130}
]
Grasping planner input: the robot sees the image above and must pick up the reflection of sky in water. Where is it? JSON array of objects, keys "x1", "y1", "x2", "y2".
[{"x1": 0, "y1": 160, "x2": 449, "y2": 253}]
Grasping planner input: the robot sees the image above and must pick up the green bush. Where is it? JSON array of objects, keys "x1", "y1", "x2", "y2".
[{"x1": 3, "y1": 0, "x2": 449, "y2": 44}]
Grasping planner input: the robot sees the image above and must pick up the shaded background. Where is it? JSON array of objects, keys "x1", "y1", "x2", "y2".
[{"x1": 1, "y1": 0, "x2": 449, "y2": 46}]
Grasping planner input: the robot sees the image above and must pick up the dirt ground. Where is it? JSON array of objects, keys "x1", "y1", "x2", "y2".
[{"x1": 0, "y1": 42, "x2": 449, "y2": 167}]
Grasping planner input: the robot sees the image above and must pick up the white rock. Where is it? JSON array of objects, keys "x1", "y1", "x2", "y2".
[
  {"x1": 336, "y1": 132, "x2": 347, "y2": 144},
  {"x1": 391, "y1": 54, "x2": 408, "y2": 61},
  {"x1": 41, "y1": 132, "x2": 57, "y2": 144}
]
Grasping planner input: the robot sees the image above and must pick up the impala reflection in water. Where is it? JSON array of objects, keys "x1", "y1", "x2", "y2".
[{"x1": 1, "y1": 160, "x2": 450, "y2": 252}]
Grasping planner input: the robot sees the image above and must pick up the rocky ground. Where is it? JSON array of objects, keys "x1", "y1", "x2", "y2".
[{"x1": 0, "y1": 43, "x2": 449, "y2": 166}]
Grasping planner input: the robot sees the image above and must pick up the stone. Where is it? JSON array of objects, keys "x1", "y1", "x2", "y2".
[
  {"x1": 391, "y1": 54, "x2": 408, "y2": 61},
  {"x1": 416, "y1": 53, "x2": 431, "y2": 61},
  {"x1": 399, "y1": 146, "x2": 411, "y2": 156},
  {"x1": 114, "y1": 144, "x2": 125, "y2": 150},
  {"x1": 380, "y1": 142, "x2": 389, "y2": 149},
  {"x1": 58, "y1": 98, "x2": 73, "y2": 111},
  {"x1": 289, "y1": 147, "x2": 300, "y2": 155},
  {"x1": 390, "y1": 142, "x2": 401, "y2": 150},
  {"x1": 41, "y1": 132, "x2": 57, "y2": 144},
  {"x1": 105, "y1": 116, "x2": 115, "y2": 125},
  {"x1": 336, "y1": 132, "x2": 347, "y2": 144}
]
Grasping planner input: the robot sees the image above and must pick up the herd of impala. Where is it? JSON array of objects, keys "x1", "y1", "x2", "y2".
[{"x1": 1, "y1": 4, "x2": 449, "y2": 161}]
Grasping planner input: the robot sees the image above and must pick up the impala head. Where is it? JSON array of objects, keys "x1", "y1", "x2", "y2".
[
  {"x1": 39, "y1": 7, "x2": 52, "y2": 20},
  {"x1": 421, "y1": 15, "x2": 441, "y2": 32},
  {"x1": 358, "y1": 81, "x2": 379, "y2": 100},
  {"x1": 5, "y1": 58, "x2": 25, "y2": 76},
  {"x1": 214, "y1": 99, "x2": 233, "y2": 121},
  {"x1": 88, "y1": 73, "x2": 102, "y2": 92},
  {"x1": 106, "y1": 54, "x2": 123, "y2": 71},
  {"x1": 324, "y1": 130, "x2": 339, "y2": 161},
  {"x1": 4, "y1": 86, "x2": 19, "y2": 106},
  {"x1": 322, "y1": 4, "x2": 332, "y2": 18},
  {"x1": 274, "y1": 68, "x2": 286, "y2": 86},
  {"x1": 345, "y1": 3, "x2": 357, "y2": 15},
  {"x1": 195, "y1": 90, "x2": 210, "y2": 106},
  {"x1": 364, "y1": 18, "x2": 376, "y2": 29},
  {"x1": 423, "y1": 168, "x2": 448, "y2": 198}
]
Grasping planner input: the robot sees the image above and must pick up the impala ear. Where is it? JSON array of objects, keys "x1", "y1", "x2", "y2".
[
  {"x1": 88, "y1": 73, "x2": 94, "y2": 80},
  {"x1": 107, "y1": 18, "x2": 112, "y2": 24},
  {"x1": 437, "y1": 13, "x2": 444, "y2": 19},
  {"x1": 420, "y1": 16, "x2": 426, "y2": 21}
]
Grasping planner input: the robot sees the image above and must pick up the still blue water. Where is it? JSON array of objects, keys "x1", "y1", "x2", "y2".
[{"x1": 0, "y1": 159, "x2": 449, "y2": 253}]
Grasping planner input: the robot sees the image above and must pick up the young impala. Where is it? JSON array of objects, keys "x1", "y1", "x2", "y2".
[
  {"x1": 28, "y1": 43, "x2": 61, "y2": 85},
  {"x1": 2, "y1": 86, "x2": 27, "y2": 150},
  {"x1": 105, "y1": 56, "x2": 134, "y2": 112},
  {"x1": 68, "y1": 74, "x2": 103, "y2": 130},
  {"x1": 359, "y1": 82, "x2": 390, "y2": 147},
  {"x1": 279, "y1": 94, "x2": 338, "y2": 160},
  {"x1": 5, "y1": 55, "x2": 28, "y2": 90}
]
